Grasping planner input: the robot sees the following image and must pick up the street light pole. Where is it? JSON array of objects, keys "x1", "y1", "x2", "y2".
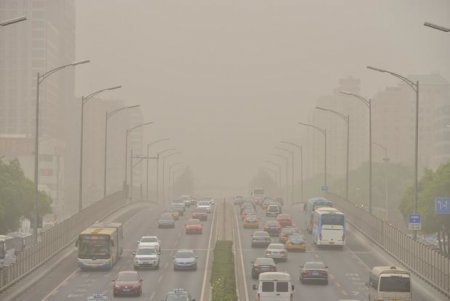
[
  {"x1": 79, "y1": 85, "x2": 121, "y2": 211},
  {"x1": 340, "y1": 91, "x2": 372, "y2": 213},
  {"x1": 34, "y1": 60, "x2": 89, "y2": 242},
  {"x1": 156, "y1": 148, "x2": 176, "y2": 204},
  {"x1": 168, "y1": 162, "x2": 183, "y2": 200},
  {"x1": 424, "y1": 22, "x2": 450, "y2": 32},
  {"x1": 271, "y1": 153, "x2": 289, "y2": 204},
  {"x1": 104, "y1": 105, "x2": 139, "y2": 197},
  {"x1": 161, "y1": 152, "x2": 181, "y2": 203},
  {"x1": 146, "y1": 138, "x2": 170, "y2": 200},
  {"x1": 374, "y1": 142, "x2": 390, "y2": 220},
  {"x1": 0, "y1": 16, "x2": 26, "y2": 27},
  {"x1": 315, "y1": 107, "x2": 350, "y2": 202},
  {"x1": 280, "y1": 141, "x2": 304, "y2": 204},
  {"x1": 367, "y1": 65, "x2": 420, "y2": 238},
  {"x1": 265, "y1": 160, "x2": 282, "y2": 194},
  {"x1": 298, "y1": 122, "x2": 327, "y2": 190},
  {"x1": 124, "y1": 121, "x2": 153, "y2": 198},
  {"x1": 275, "y1": 146, "x2": 295, "y2": 204}
]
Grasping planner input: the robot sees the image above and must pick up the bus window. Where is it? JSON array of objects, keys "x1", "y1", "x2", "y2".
[
  {"x1": 262, "y1": 282, "x2": 274, "y2": 292},
  {"x1": 379, "y1": 276, "x2": 410, "y2": 292},
  {"x1": 276, "y1": 282, "x2": 289, "y2": 292}
]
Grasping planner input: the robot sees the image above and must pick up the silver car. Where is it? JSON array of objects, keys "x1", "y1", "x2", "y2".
[
  {"x1": 173, "y1": 249, "x2": 198, "y2": 271},
  {"x1": 265, "y1": 243, "x2": 288, "y2": 262},
  {"x1": 133, "y1": 247, "x2": 160, "y2": 270},
  {"x1": 251, "y1": 230, "x2": 271, "y2": 248}
]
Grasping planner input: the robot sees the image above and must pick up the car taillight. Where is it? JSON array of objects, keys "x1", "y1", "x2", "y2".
[{"x1": 266, "y1": 251, "x2": 271, "y2": 256}]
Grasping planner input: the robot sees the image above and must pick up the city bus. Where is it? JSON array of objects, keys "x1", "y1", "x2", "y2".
[
  {"x1": 304, "y1": 197, "x2": 333, "y2": 233},
  {"x1": 75, "y1": 222, "x2": 123, "y2": 270},
  {"x1": 312, "y1": 207, "x2": 345, "y2": 248},
  {"x1": 368, "y1": 266, "x2": 412, "y2": 301}
]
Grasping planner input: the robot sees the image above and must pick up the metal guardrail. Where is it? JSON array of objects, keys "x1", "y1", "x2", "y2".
[
  {"x1": 326, "y1": 192, "x2": 450, "y2": 298},
  {"x1": 0, "y1": 190, "x2": 126, "y2": 292}
]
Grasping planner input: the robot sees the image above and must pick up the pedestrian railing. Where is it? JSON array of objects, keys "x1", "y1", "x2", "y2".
[
  {"x1": 0, "y1": 190, "x2": 126, "y2": 292},
  {"x1": 326, "y1": 192, "x2": 450, "y2": 298}
]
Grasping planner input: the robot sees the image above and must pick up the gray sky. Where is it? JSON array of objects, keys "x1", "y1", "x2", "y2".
[{"x1": 75, "y1": 0, "x2": 450, "y2": 194}]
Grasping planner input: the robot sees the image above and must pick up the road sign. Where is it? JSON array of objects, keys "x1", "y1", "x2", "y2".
[
  {"x1": 435, "y1": 197, "x2": 450, "y2": 214},
  {"x1": 408, "y1": 213, "x2": 421, "y2": 231},
  {"x1": 321, "y1": 185, "x2": 328, "y2": 192}
]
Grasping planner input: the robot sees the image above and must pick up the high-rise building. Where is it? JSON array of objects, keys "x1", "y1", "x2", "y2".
[{"x1": 0, "y1": 0, "x2": 75, "y2": 213}]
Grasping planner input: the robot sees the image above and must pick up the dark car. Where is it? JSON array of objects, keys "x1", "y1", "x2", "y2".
[
  {"x1": 158, "y1": 213, "x2": 175, "y2": 228},
  {"x1": 173, "y1": 249, "x2": 198, "y2": 271},
  {"x1": 299, "y1": 261, "x2": 329, "y2": 284},
  {"x1": 112, "y1": 271, "x2": 142, "y2": 297},
  {"x1": 251, "y1": 257, "x2": 276, "y2": 279},
  {"x1": 251, "y1": 230, "x2": 272, "y2": 248}
]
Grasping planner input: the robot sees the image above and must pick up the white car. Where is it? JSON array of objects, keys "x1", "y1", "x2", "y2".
[
  {"x1": 137, "y1": 236, "x2": 161, "y2": 254},
  {"x1": 133, "y1": 246, "x2": 160, "y2": 270},
  {"x1": 265, "y1": 243, "x2": 288, "y2": 262},
  {"x1": 197, "y1": 201, "x2": 212, "y2": 213}
]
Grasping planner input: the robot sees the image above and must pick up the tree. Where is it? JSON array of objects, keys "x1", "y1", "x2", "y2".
[
  {"x1": 249, "y1": 169, "x2": 278, "y2": 198},
  {"x1": 0, "y1": 159, "x2": 52, "y2": 233},
  {"x1": 173, "y1": 167, "x2": 195, "y2": 197},
  {"x1": 399, "y1": 162, "x2": 450, "y2": 256}
]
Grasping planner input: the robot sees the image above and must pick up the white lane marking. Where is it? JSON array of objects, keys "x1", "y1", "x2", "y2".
[
  {"x1": 234, "y1": 206, "x2": 249, "y2": 301},
  {"x1": 200, "y1": 202, "x2": 217, "y2": 301},
  {"x1": 41, "y1": 269, "x2": 79, "y2": 301},
  {"x1": 158, "y1": 275, "x2": 163, "y2": 283},
  {"x1": 150, "y1": 292, "x2": 156, "y2": 300}
]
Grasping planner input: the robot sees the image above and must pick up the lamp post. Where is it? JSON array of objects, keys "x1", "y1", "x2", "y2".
[
  {"x1": 315, "y1": 107, "x2": 350, "y2": 202},
  {"x1": 168, "y1": 162, "x2": 183, "y2": 200},
  {"x1": 124, "y1": 121, "x2": 153, "y2": 198},
  {"x1": 280, "y1": 141, "x2": 303, "y2": 204},
  {"x1": 146, "y1": 138, "x2": 170, "y2": 201},
  {"x1": 424, "y1": 22, "x2": 450, "y2": 32},
  {"x1": 263, "y1": 166, "x2": 279, "y2": 187},
  {"x1": 275, "y1": 146, "x2": 295, "y2": 204},
  {"x1": 298, "y1": 122, "x2": 327, "y2": 191},
  {"x1": 0, "y1": 16, "x2": 26, "y2": 27},
  {"x1": 161, "y1": 151, "x2": 181, "y2": 203},
  {"x1": 34, "y1": 60, "x2": 89, "y2": 241},
  {"x1": 271, "y1": 153, "x2": 289, "y2": 203},
  {"x1": 79, "y1": 85, "x2": 122, "y2": 211},
  {"x1": 170, "y1": 167, "x2": 185, "y2": 200},
  {"x1": 340, "y1": 91, "x2": 372, "y2": 213},
  {"x1": 265, "y1": 160, "x2": 282, "y2": 192},
  {"x1": 374, "y1": 142, "x2": 390, "y2": 221},
  {"x1": 367, "y1": 65, "x2": 420, "y2": 238},
  {"x1": 104, "y1": 105, "x2": 139, "y2": 197},
  {"x1": 156, "y1": 148, "x2": 176, "y2": 204}
]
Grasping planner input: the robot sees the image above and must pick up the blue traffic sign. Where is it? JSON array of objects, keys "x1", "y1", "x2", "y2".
[
  {"x1": 435, "y1": 197, "x2": 450, "y2": 215},
  {"x1": 409, "y1": 214, "x2": 421, "y2": 224}
]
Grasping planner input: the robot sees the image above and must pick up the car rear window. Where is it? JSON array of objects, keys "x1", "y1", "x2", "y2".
[
  {"x1": 276, "y1": 281, "x2": 289, "y2": 292},
  {"x1": 262, "y1": 281, "x2": 274, "y2": 292}
]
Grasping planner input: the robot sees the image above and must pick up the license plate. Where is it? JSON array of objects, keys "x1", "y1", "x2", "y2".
[
  {"x1": 329, "y1": 241, "x2": 335, "y2": 244},
  {"x1": 312, "y1": 271, "x2": 319, "y2": 276}
]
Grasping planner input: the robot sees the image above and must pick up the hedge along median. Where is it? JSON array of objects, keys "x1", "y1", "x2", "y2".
[{"x1": 211, "y1": 240, "x2": 237, "y2": 301}]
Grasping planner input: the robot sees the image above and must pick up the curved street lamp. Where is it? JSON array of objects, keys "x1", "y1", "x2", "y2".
[
  {"x1": 79, "y1": 85, "x2": 122, "y2": 211},
  {"x1": 271, "y1": 153, "x2": 290, "y2": 204},
  {"x1": 155, "y1": 148, "x2": 176, "y2": 203},
  {"x1": 280, "y1": 141, "x2": 304, "y2": 203},
  {"x1": 275, "y1": 146, "x2": 295, "y2": 203},
  {"x1": 0, "y1": 16, "x2": 26, "y2": 27},
  {"x1": 146, "y1": 138, "x2": 170, "y2": 200},
  {"x1": 367, "y1": 65, "x2": 419, "y2": 237},
  {"x1": 424, "y1": 22, "x2": 450, "y2": 32},
  {"x1": 161, "y1": 151, "x2": 181, "y2": 203},
  {"x1": 33, "y1": 59, "x2": 89, "y2": 241}
]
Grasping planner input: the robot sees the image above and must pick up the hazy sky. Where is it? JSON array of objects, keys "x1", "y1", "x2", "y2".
[{"x1": 75, "y1": 0, "x2": 450, "y2": 194}]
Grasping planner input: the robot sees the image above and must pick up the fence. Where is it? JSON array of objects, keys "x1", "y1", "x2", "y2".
[
  {"x1": 0, "y1": 190, "x2": 126, "y2": 292},
  {"x1": 326, "y1": 192, "x2": 450, "y2": 298}
]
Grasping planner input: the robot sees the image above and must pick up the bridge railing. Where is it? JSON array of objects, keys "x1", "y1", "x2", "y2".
[
  {"x1": 326, "y1": 192, "x2": 450, "y2": 298},
  {"x1": 0, "y1": 190, "x2": 126, "y2": 292}
]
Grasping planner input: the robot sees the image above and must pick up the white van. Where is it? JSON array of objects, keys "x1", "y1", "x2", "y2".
[
  {"x1": 253, "y1": 272, "x2": 294, "y2": 301},
  {"x1": 368, "y1": 266, "x2": 412, "y2": 301}
]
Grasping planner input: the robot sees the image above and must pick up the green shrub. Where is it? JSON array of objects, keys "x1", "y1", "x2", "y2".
[{"x1": 211, "y1": 240, "x2": 237, "y2": 301}]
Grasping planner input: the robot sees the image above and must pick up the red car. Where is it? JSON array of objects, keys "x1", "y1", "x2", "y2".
[
  {"x1": 276, "y1": 213, "x2": 293, "y2": 227},
  {"x1": 192, "y1": 208, "x2": 208, "y2": 221},
  {"x1": 113, "y1": 271, "x2": 142, "y2": 297},
  {"x1": 185, "y1": 218, "x2": 203, "y2": 234}
]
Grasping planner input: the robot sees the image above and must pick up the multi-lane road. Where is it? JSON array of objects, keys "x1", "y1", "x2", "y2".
[{"x1": 1, "y1": 199, "x2": 448, "y2": 301}]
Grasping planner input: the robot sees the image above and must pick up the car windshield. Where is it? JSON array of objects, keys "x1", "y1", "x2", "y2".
[
  {"x1": 161, "y1": 215, "x2": 173, "y2": 220},
  {"x1": 269, "y1": 244, "x2": 284, "y2": 249},
  {"x1": 141, "y1": 237, "x2": 157, "y2": 243},
  {"x1": 187, "y1": 220, "x2": 199, "y2": 225},
  {"x1": 166, "y1": 294, "x2": 190, "y2": 301},
  {"x1": 176, "y1": 251, "x2": 194, "y2": 258},
  {"x1": 254, "y1": 232, "x2": 269, "y2": 237},
  {"x1": 255, "y1": 258, "x2": 274, "y2": 265},
  {"x1": 304, "y1": 262, "x2": 326, "y2": 269},
  {"x1": 116, "y1": 272, "x2": 138, "y2": 282},
  {"x1": 136, "y1": 248, "x2": 156, "y2": 255}
]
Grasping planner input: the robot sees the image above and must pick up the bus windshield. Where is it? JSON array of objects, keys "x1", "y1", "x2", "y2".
[
  {"x1": 78, "y1": 237, "x2": 110, "y2": 259},
  {"x1": 379, "y1": 276, "x2": 411, "y2": 292},
  {"x1": 321, "y1": 214, "x2": 344, "y2": 226}
]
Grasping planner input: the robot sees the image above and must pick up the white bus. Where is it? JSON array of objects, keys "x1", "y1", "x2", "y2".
[
  {"x1": 368, "y1": 266, "x2": 411, "y2": 301},
  {"x1": 312, "y1": 207, "x2": 345, "y2": 248},
  {"x1": 75, "y1": 222, "x2": 123, "y2": 270},
  {"x1": 304, "y1": 197, "x2": 333, "y2": 233}
]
